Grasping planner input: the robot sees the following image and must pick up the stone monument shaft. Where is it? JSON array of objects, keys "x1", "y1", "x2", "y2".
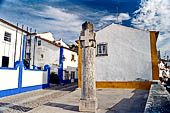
[{"x1": 79, "y1": 21, "x2": 97, "y2": 112}]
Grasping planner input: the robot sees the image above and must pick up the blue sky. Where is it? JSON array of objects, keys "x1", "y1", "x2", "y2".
[{"x1": 0, "y1": 0, "x2": 170, "y2": 57}]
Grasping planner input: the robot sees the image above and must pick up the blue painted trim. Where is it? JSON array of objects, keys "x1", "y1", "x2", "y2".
[
  {"x1": 18, "y1": 61, "x2": 23, "y2": 91},
  {"x1": 63, "y1": 80, "x2": 71, "y2": 84},
  {"x1": 24, "y1": 68, "x2": 44, "y2": 71},
  {"x1": 58, "y1": 47, "x2": 64, "y2": 84},
  {"x1": 62, "y1": 79, "x2": 78, "y2": 84},
  {"x1": 32, "y1": 65, "x2": 36, "y2": 69},
  {"x1": 44, "y1": 65, "x2": 50, "y2": 87},
  {"x1": 0, "y1": 67, "x2": 17, "y2": 70},
  {"x1": 18, "y1": 35, "x2": 26, "y2": 92},
  {"x1": 21, "y1": 84, "x2": 49, "y2": 93},
  {"x1": 0, "y1": 88, "x2": 19, "y2": 98},
  {"x1": 75, "y1": 79, "x2": 78, "y2": 82},
  {"x1": 0, "y1": 84, "x2": 49, "y2": 98},
  {"x1": 14, "y1": 61, "x2": 21, "y2": 68}
]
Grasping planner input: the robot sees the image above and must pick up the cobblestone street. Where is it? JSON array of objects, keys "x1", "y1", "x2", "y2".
[
  {"x1": 0, "y1": 83, "x2": 78, "y2": 113},
  {"x1": 0, "y1": 83, "x2": 150, "y2": 113}
]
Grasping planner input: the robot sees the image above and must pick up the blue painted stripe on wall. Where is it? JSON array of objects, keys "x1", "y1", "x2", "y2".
[
  {"x1": 21, "y1": 84, "x2": 49, "y2": 93},
  {"x1": 18, "y1": 35, "x2": 26, "y2": 91},
  {"x1": 75, "y1": 79, "x2": 78, "y2": 82},
  {"x1": 58, "y1": 47, "x2": 64, "y2": 84},
  {"x1": 0, "y1": 67, "x2": 17, "y2": 70},
  {"x1": 0, "y1": 88, "x2": 19, "y2": 98},
  {"x1": 62, "y1": 79, "x2": 78, "y2": 84},
  {"x1": 0, "y1": 84, "x2": 49, "y2": 98},
  {"x1": 44, "y1": 65, "x2": 50, "y2": 87},
  {"x1": 63, "y1": 80, "x2": 71, "y2": 84}
]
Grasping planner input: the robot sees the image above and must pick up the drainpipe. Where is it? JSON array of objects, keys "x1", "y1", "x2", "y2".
[
  {"x1": 24, "y1": 26, "x2": 28, "y2": 59},
  {"x1": 14, "y1": 23, "x2": 18, "y2": 65},
  {"x1": 19, "y1": 25, "x2": 24, "y2": 61},
  {"x1": 28, "y1": 28, "x2": 32, "y2": 68},
  {"x1": 33, "y1": 29, "x2": 37, "y2": 69}
]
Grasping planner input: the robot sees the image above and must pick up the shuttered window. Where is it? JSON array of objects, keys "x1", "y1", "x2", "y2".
[
  {"x1": 4, "y1": 32, "x2": 11, "y2": 42},
  {"x1": 97, "y1": 43, "x2": 108, "y2": 56}
]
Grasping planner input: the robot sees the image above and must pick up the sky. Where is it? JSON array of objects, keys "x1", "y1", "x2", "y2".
[{"x1": 0, "y1": 0, "x2": 169, "y2": 57}]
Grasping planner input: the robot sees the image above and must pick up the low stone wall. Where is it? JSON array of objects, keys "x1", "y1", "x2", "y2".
[{"x1": 144, "y1": 81, "x2": 170, "y2": 113}]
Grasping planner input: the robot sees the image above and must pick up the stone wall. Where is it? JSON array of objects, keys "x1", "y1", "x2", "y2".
[{"x1": 144, "y1": 81, "x2": 170, "y2": 113}]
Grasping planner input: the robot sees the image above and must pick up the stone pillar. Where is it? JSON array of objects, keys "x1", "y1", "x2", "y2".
[{"x1": 79, "y1": 21, "x2": 97, "y2": 112}]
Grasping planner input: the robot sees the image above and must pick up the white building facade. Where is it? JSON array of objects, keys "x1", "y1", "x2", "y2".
[
  {"x1": 27, "y1": 32, "x2": 78, "y2": 84},
  {"x1": 0, "y1": 19, "x2": 28, "y2": 67},
  {"x1": 78, "y1": 22, "x2": 159, "y2": 89},
  {"x1": 0, "y1": 19, "x2": 50, "y2": 98}
]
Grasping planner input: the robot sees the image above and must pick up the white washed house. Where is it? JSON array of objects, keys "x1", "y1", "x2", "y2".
[
  {"x1": 0, "y1": 19, "x2": 28, "y2": 67},
  {"x1": 27, "y1": 32, "x2": 78, "y2": 83},
  {"x1": 78, "y1": 22, "x2": 159, "y2": 89},
  {"x1": 0, "y1": 19, "x2": 50, "y2": 98}
]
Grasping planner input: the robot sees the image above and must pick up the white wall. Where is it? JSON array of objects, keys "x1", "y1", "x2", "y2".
[
  {"x1": 95, "y1": 24, "x2": 152, "y2": 81},
  {"x1": 22, "y1": 69, "x2": 48, "y2": 87},
  {"x1": 0, "y1": 22, "x2": 26, "y2": 68},
  {"x1": 63, "y1": 48, "x2": 78, "y2": 79},
  {"x1": 63, "y1": 48, "x2": 78, "y2": 69},
  {"x1": 29, "y1": 38, "x2": 60, "y2": 70},
  {"x1": 0, "y1": 69, "x2": 19, "y2": 90}
]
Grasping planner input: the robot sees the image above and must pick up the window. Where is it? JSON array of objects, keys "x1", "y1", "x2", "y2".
[
  {"x1": 71, "y1": 71, "x2": 75, "y2": 79},
  {"x1": 27, "y1": 39, "x2": 31, "y2": 46},
  {"x1": 38, "y1": 40, "x2": 41, "y2": 46},
  {"x1": 41, "y1": 54, "x2": 44, "y2": 58},
  {"x1": 71, "y1": 54, "x2": 75, "y2": 61},
  {"x1": 4, "y1": 32, "x2": 11, "y2": 42},
  {"x1": 65, "y1": 71, "x2": 69, "y2": 80},
  {"x1": 97, "y1": 43, "x2": 108, "y2": 56},
  {"x1": 1, "y1": 56, "x2": 9, "y2": 67}
]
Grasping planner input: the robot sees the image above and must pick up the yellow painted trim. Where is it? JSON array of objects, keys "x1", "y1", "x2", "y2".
[
  {"x1": 96, "y1": 81, "x2": 152, "y2": 90},
  {"x1": 150, "y1": 32, "x2": 159, "y2": 80},
  {"x1": 77, "y1": 40, "x2": 82, "y2": 88}
]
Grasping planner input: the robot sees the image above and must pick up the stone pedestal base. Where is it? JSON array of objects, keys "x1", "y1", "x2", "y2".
[{"x1": 79, "y1": 98, "x2": 97, "y2": 112}]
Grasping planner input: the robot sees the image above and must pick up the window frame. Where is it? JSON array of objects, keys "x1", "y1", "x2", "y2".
[
  {"x1": 71, "y1": 54, "x2": 75, "y2": 61},
  {"x1": 96, "y1": 43, "x2": 108, "y2": 56},
  {"x1": 38, "y1": 40, "x2": 41, "y2": 46},
  {"x1": 4, "y1": 32, "x2": 11, "y2": 42},
  {"x1": 41, "y1": 54, "x2": 44, "y2": 59},
  {"x1": 65, "y1": 71, "x2": 69, "y2": 80}
]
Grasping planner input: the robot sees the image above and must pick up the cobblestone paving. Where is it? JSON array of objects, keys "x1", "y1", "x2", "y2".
[{"x1": 0, "y1": 83, "x2": 78, "y2": 113}]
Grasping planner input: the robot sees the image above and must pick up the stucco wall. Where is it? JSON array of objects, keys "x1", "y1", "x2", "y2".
[
  {"x1": 22, "y1": 69, "x2": 48, "y2": 87},
  {"x1": 0, "y1": 69, "x2": 19, "y2": 90},
  {"x1": 62, "y1": 48, "x2": 78, "y2": 80},
  {"x1": 31, "y1": 39, "x2": 60, "y2": 70},
  {"x1": 95, "y1": 24, "x2": 152, "y2": 81},
  {"x1": 0, "y1": 22, "x2": 26, "y2": 68},
  {"x1": 63, "y1": 48, "x2": 78, "y2": 69}
]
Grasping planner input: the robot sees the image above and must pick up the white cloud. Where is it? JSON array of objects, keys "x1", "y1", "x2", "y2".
[
  {"x1": 33, "y1": 6, "x2": 83, "y2": 33},
  {"x1": 132, "y1": 0, "x2": 170, "y2": 55},
  {"x1": 101, "y1": 13, "x2": 130, "y2": 22},
  {"x1": 97, "y1": 13, "x2": 130, "y2": 28}
]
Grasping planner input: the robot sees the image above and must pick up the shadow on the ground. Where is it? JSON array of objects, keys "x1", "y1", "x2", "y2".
[
  {"x1": 43, "y1": 89, "x2": 148, "y2": 113},
  {"x1": 0, "y1": 102, "x2": 33, "y2": 112},
  {"x1": 44, "y1": 102, "x2": 79, "y2": 112},
  {"x1": 105, "y1": 89, "x2": 149, "y2": 113}
]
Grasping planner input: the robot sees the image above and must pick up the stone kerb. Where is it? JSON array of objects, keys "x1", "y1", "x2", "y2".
[{"x1": 144, "y1": 81, "x2": 170, "y2": 113}]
